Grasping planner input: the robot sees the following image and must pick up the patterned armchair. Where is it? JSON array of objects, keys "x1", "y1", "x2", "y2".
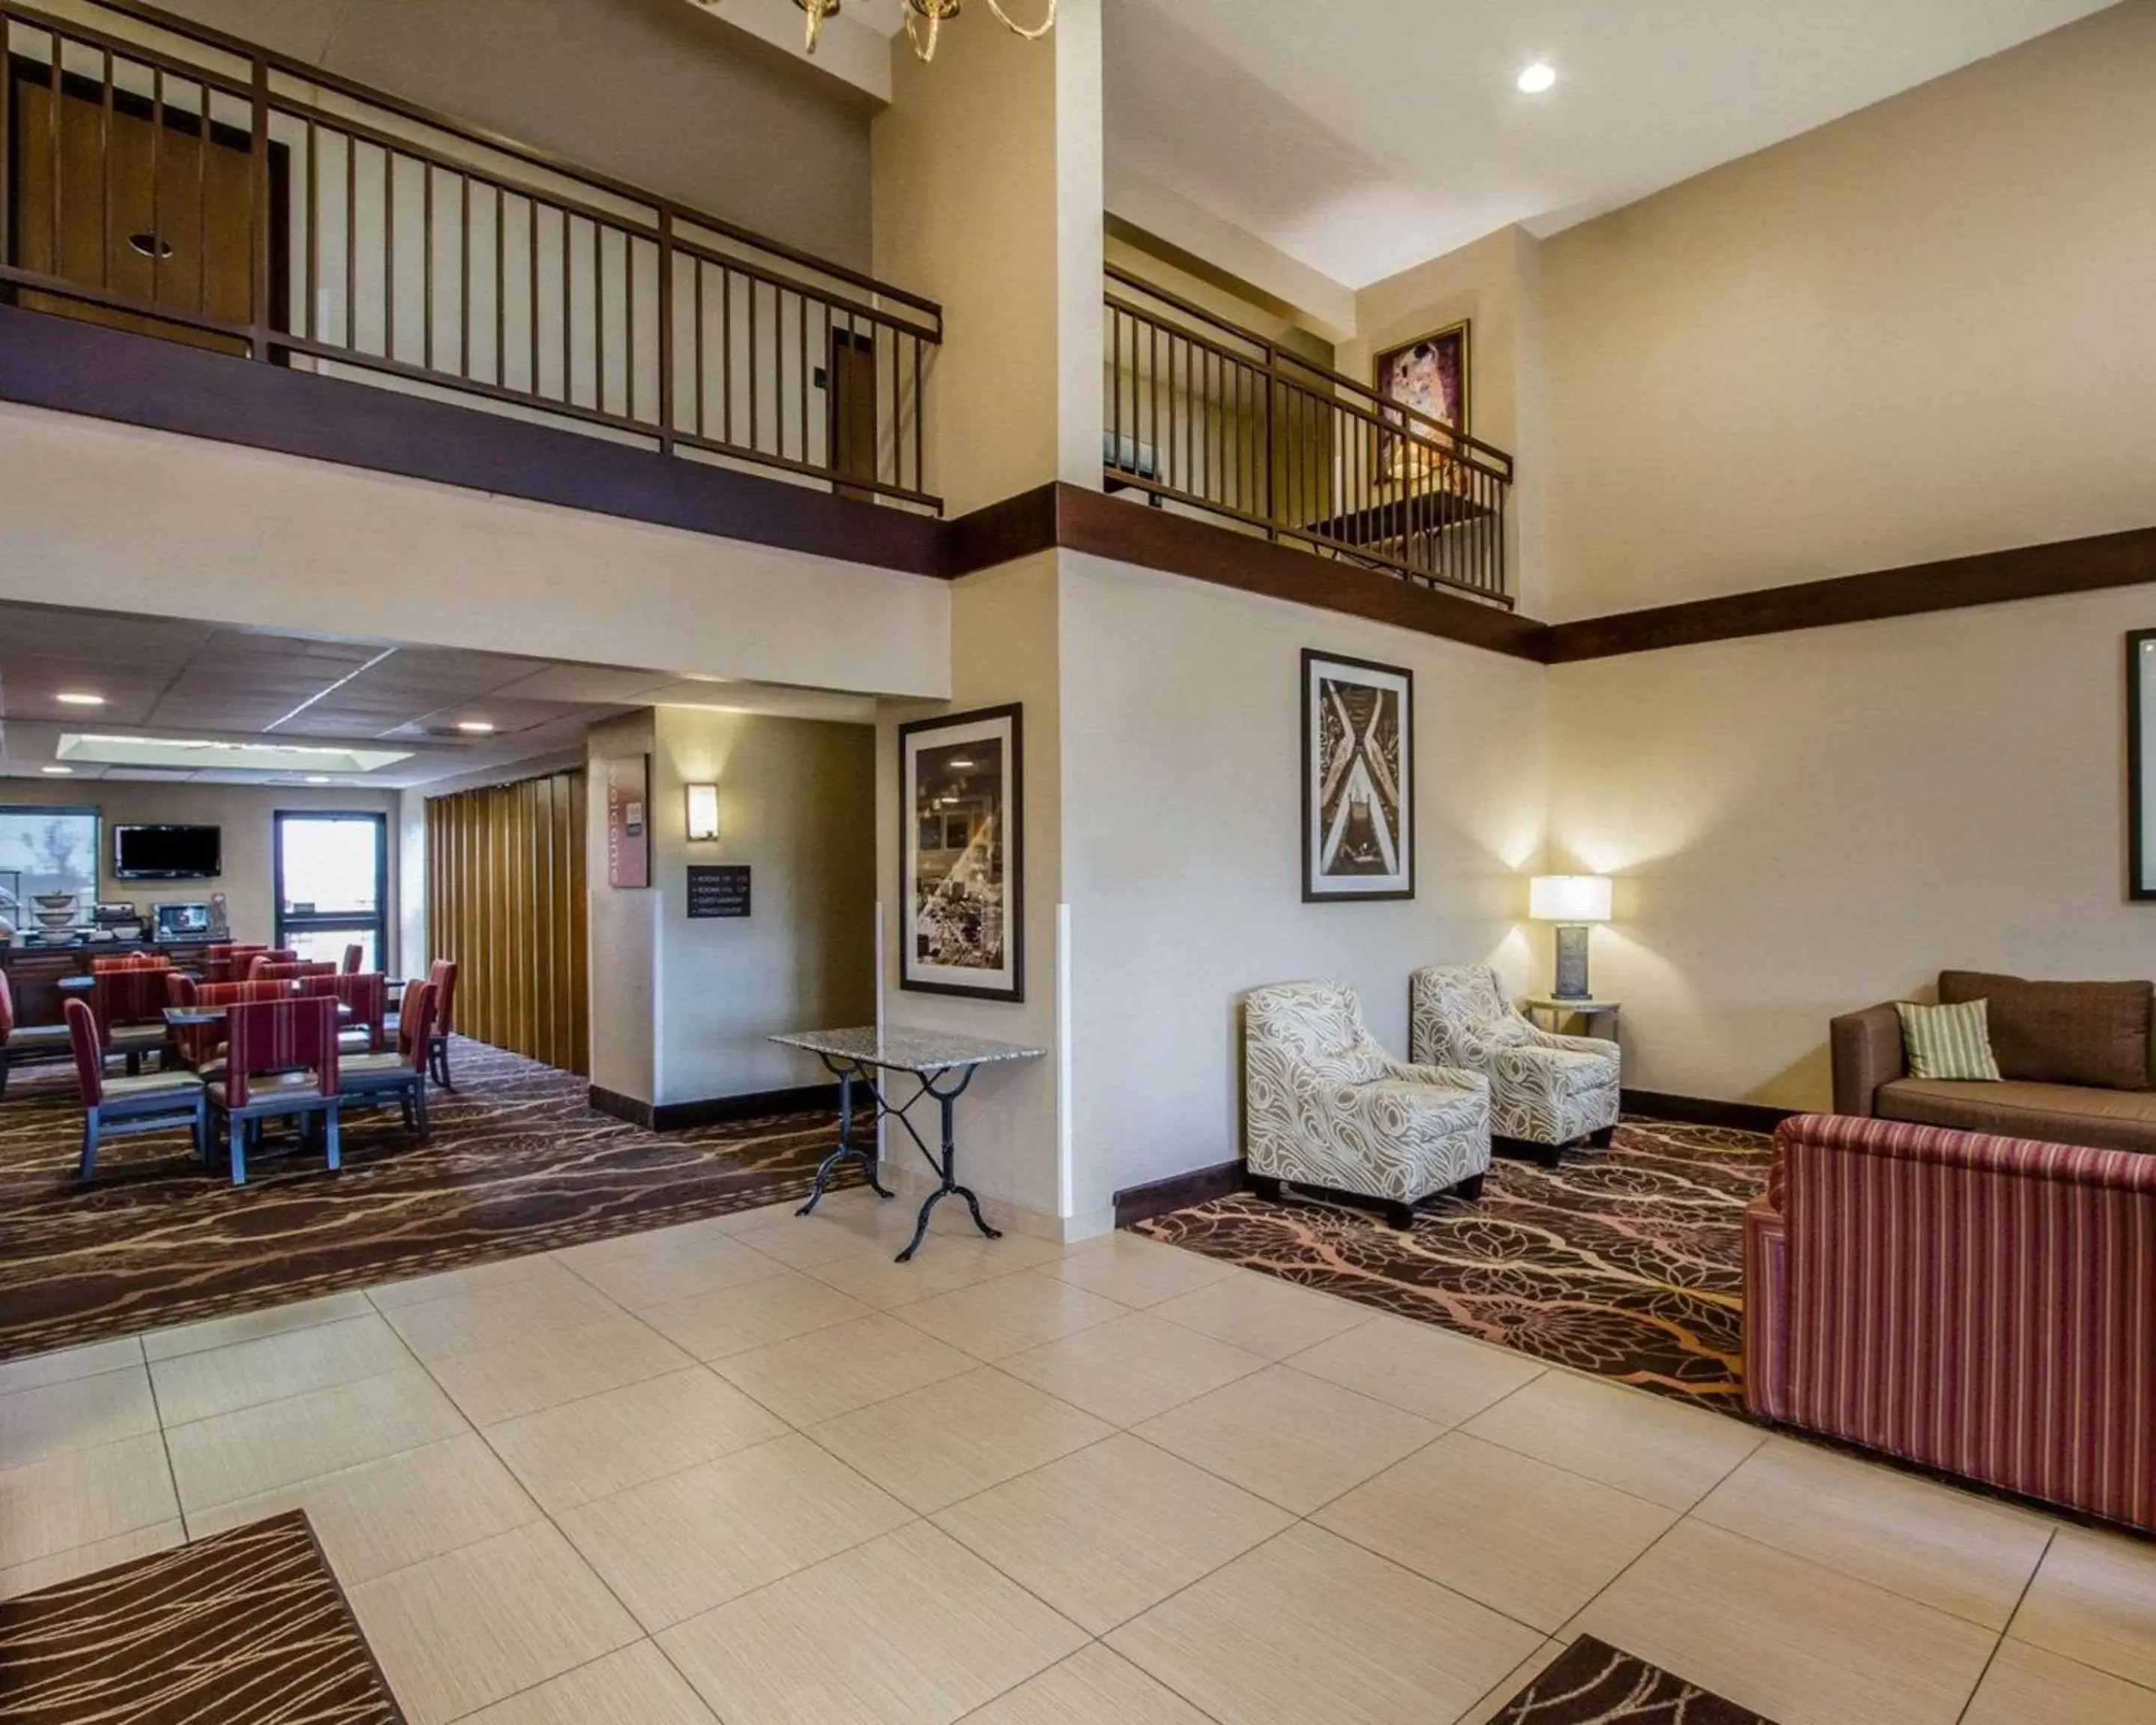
[
  {"x1": 1410, "y1": 964, "x2": 1620, "y2": 1163},
  {"x1": 1243, "y1": 980, "x2": 1491, "y2": 1229}
]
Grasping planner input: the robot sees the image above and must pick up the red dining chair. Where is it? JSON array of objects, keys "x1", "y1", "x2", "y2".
[
  {"x1": 398, "y1": 959, "x2": 460, "y2": 1088},
  {"x1": 205, "y1": 945, "x2": 266, "y2": 985},
  {"x1": 171, "y1": 979, "x2": 297, "y2": 1071},
  {"x1": 341, "y1": 943, "x2": 365, "y2": 975},
  {"x1": 329, "y1": 973, "x2": 387, "y2": 1056},
  {"x1": 209, "y1": 997, "x2": 342, "y2": 1187},
  {"x1": 341, "y1": 981, "x2": 436, "y2": 1142},
  {"x1": 1, "y1": 970, "x2": 73, "y2": 1100},
  {"x1": 251, "y1": 960, "x2": 336, "y2": 983},
  {"x1": 90, "y1": 967, "x2": 175, "y2": 1076},
  {"x1": 66, "y1": 999, "x2": 207, "y2": 1181}
]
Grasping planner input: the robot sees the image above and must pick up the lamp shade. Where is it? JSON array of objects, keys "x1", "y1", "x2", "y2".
[{"x1": 1529, "y1": 874, "x2": 1612, "y2": 923}]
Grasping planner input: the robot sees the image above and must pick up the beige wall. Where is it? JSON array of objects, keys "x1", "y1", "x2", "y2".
[
  {"x1": 0, "y1": 407, "x2": 951, "y2": 703},
  {"x1": 875, "y1": 556, "x2": 1067, "y2": 1224},
  {"x1": 135, "y1": 0, "x2": 875, "y2": 268},
  {"x1": 872, "y1": 0, "x2": 1103, "y2": 515},
  {"x1": 1059, "y1": 551, "x2": 1549, "y2": 1219},
  {"x1": 0, "y1": 776, "x2": 398, "y2": 949},
  {"x1": 1546, "y1": 588, "x2": 2156, "y2": 1110},
  {"x1": 651, "y1": 708, "x2": 876, "y2": 1105},
  {"x1": 1535, "y1": 0, "x2": 2156, "y2": 621}
]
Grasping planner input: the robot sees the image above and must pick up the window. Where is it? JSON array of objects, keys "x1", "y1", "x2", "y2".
[
  {"x1": 0, "y1": 806, "x2": 100, "y2": 927},
  {"x1": 273, "y1": 812, "x2": 388, "y2": 973}
]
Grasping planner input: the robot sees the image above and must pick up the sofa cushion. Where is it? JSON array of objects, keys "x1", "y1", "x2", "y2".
[
  {"x1": 1892, "y1": 1000, "x2": 2000, "y2": 1082},
  {"x1": 1878, "y1": 1077, "x2": 2156, "y2": 1154},
  {"x1": 1938, "y1": 970, "x2": 2152, "y2": 1091}
]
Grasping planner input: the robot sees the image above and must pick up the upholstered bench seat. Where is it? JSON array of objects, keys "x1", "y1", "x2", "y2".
[{"x1": 1879, "y1": 1077, "x2": 2156, "y2": 1154}]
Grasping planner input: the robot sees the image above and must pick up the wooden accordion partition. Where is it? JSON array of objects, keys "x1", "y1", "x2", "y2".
[{"x1": 424, "y1": 768, "x2": 590, "y2": 1075}]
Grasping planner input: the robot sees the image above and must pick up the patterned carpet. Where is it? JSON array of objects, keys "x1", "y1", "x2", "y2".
[
  {"x1": 1136, "y1": 1119, "x2": 1770, "y2": 1416},
  {"x1": 0, "y1": 1038, "x2": 842, "y2": 1362},
  {"x1": 1489, "y1": 1637, "x2": 1773, "y2": 1723},
  {"x1": 0, "y1": 1511, "x2": 404, "y2": 1723}
]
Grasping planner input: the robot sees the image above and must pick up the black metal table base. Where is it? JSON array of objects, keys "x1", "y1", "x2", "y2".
[{"x1": 797, "y1": 1058, "x2": 1002, "y2": 1262}]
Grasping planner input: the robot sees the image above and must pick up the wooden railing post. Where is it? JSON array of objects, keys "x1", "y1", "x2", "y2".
[
  {"x1": 249, "y1": 52, "x2": 271, "y2": 360},
  {"x1": 657, "y1": 210, "x2": 675, "y2": 454}
]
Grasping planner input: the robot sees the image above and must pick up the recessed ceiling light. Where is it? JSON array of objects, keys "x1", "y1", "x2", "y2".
[
  {"x1": 305, "y1": 775, "x2": 332, "y2": 784},
  {"x1": 1517, "y1": 61, "x2": 1557, "y2": 94},
  {"x1": 55, "y1": 692, "x2": 106, "y2": 706},
  {"x1": 456, "y1": 720, "x2": 496, "y2": 734},
  {"x1": 41, "y1": 765, "x2": 73, "y2": 775}
]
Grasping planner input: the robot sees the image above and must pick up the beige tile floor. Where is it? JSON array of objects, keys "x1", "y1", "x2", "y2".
[{"x1": 4, "y1": 1184, "x2": 2154, "y2": 1725}]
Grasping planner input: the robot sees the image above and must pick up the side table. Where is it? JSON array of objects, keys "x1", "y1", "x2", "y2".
[{"x1": 1524, "y1": 997, "x2": 1620, "y2": 1041}]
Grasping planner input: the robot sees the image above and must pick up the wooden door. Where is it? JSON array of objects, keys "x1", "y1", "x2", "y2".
[
  {"x1": 424, "y1": 768, "x2": 590, "y2": 1076},
  {"x1": 6, "y1": 56, "x2": 272, "y2": 353},
  {"x1": 827, "y1": 326, "x2": 879, "y2": 499}
]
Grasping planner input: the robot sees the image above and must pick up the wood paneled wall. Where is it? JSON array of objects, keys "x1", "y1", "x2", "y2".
[{"x1": 424, "y1": 768, "x2": 589, "y2": 1075}]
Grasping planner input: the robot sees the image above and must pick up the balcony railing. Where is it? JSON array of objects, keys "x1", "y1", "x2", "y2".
[
  {"x1": 1103, "y1": 267, "x2": 1513, "y2": 603},
  {"x1": 0, "y1": 0, "x2": 941, "y2": 511}
]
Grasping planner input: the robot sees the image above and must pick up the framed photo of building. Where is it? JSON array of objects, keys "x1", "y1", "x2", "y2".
[
  {"x1": 1303, "y1": 651, "x2": 1413, "y2": 901},
  {"x1": 2130, "y1": 630, "x2": 2156, "y2": 900},
  {"x1": 900, "y1": 704, "x2": 1023, "y2": 1000},
  {"x1": 1374, "y1": 320, "x2": 1470, "y2": 484}
]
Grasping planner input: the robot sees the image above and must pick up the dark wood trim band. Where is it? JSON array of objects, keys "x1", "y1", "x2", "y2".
[
  {"x1": 1112, "y1": 1158, "x2": 1246, "y2": 1227},
  {"x1": 588, "y1": 1082, "x2": 841, "y2": 1131},
  {"x1": 1544, "y1": 526, "x2": 2156, "y2": 663},
  {"x1": 0, "y1": 305, "x2": 946, "y2": 576},
  {"x1": 1048, "y1": 484, "x2": 1549, "y2": 661},
  {"x1": 1622, "y1": 1088, "x2": 1796, "y2": 1136}
]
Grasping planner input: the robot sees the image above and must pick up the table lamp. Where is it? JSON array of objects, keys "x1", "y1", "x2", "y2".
[{"x1": 1529, "y1": 875, "x2": 1612, "y2": 1000}]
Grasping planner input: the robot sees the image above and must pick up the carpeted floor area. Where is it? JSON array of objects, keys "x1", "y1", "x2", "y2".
[
  {"x1": 0, "y1": 1511, "x2": 404, "y2": 1723},
  {"x1": 1134, "y1": 1119, "x2": 1772, "y2": 1417},
  {"x1": 0, "y1": 1038, "x2": 844, "y2": 1362}
]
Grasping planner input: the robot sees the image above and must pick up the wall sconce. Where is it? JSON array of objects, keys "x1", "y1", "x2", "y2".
[
  {"x1": 1529, "y1": 874, "x2": 1613, "y2": 1000},
  {"x1": 685, "y1": 782, "x2": 720, "y2": 842}
]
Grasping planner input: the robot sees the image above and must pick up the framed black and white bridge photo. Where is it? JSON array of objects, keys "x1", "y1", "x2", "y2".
[{"x1": 1302, "y1": 649, "x2": 1414, "y2": 902}]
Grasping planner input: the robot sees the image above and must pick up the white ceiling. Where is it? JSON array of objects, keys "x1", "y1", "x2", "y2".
[
  {"x1": 1104, "y1": 0, "x2": 2119, "y2": 290},
  {"x1": 0, "y1": 602, "x2": 874, "y2": 788}
]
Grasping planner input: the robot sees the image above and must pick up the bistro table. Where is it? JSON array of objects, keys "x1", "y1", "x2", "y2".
[{"x1": 767, "y1": 1026, "x2": 1047, "y2": 1262}]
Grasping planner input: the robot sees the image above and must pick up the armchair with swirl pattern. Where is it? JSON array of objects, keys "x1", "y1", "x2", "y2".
[
  {"x1": 1410, "y1": 964, "x2": 1620, "y2": 1165},
  {"x1": 1243, "y1": 980, "x2": 1491, "y2": 1229}
]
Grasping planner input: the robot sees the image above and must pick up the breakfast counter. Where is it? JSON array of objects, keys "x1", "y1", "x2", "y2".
[{"x1": 0, "y1": 940, "x2": 217, "y2": 1025}]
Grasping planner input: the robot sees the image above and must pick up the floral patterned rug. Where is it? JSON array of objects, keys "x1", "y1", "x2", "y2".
[
  {"x1": 1488, "y1": 1637, "x2": 1774, "y2": 1724},
  {"x1": 1135, "y1": 1119, "x2": 1770, "y2": 1415}
]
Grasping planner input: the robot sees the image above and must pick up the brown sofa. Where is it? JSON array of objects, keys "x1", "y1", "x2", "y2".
[{"x1": 1832, "y1": 970, "x2": 2156, "y2": 1154}]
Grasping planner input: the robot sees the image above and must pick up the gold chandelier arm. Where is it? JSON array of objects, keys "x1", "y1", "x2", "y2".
[
  {"x1": 984, "y1": 0, "x2": 1056, "y2": 39},
  {"x1": 904, "y1": 4, "x2": 943, "y2": 59}
]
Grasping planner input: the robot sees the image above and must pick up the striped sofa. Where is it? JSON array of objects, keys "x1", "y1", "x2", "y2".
[{"x1": 1745, "y1": 1113, "x2": 2155, "y2": 1533}]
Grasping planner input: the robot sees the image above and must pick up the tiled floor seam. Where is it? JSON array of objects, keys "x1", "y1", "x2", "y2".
[
  {"x1": 1555, "y1": 1508, "x2": 2012, "y2": 1714},
  {"x1": 135, "y1": 1351, "x2": 187, "y2": 1552},
  {"x1": 1957, "y1": 1526, "x2": 2059, "y2": 1724}
]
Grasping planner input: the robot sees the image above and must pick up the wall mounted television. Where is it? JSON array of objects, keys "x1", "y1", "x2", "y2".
[{"x1": 112, "y1": 824, "x2": 223, "y2": 880}]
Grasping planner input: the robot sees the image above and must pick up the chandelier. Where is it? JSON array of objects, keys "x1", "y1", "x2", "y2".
[{"x1": 794, "y1": 0, "x2": 1056, "y2": 61}]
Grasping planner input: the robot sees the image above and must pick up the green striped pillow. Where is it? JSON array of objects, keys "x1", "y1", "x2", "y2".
[{"x1": 1895, "y1": 999, "x2": 2003, "y2": 1082}]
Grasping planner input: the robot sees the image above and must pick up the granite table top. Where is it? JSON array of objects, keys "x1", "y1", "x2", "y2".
[{"x1": 768, "y1": 1025, "x2": 1047, "y2": 1076}]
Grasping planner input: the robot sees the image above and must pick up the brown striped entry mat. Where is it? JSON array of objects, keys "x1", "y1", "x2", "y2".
[
  {"x1": 1487, "y1": 1637, "x2": 1776, "y2": 1723},
  {"x1": 0, "y1": 1511, "x2": 405, "y2": 1723}
]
